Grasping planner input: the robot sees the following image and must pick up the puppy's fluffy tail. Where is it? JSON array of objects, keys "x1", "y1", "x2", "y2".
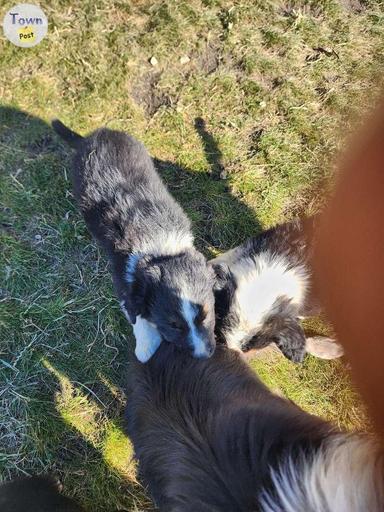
[{"x1": 52, "y1": 119, "x2": 83, "y2": 149}]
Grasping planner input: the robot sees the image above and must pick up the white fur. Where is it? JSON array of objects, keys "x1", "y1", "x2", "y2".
[
  {"x1": 224, "y1": 252, "x2": 308, "y2": 349},
  {"x1": 125, "y1": 254, "x2": 141, "y2": 283},
  {"x1": 125, "y1": 228, "x2": 194, "y2": 281},
  {"x1": 213, "y1": 245, "x2": 244, "y2": 267},
  {"x1": 133, "y1": 315, "x2": 162, "y2": 363},
  {"x1": 145, "y1": 229, "x2": 194, "y2": 256},
  {"x1": 181, "y1": 299, "x2": 210, "y2": 358},
  {"x1": 120, "y1": 300, "x2": 131, "y2": 321},
  {"x1": 135, "y1": 231, "x2": 193, "y2": 259},
  {"x1": 116, "y1": 184, "x2": 194, "y2": 258},
  {"x1": 260, "y1": 434, "x2": 384, "y2": 512}
]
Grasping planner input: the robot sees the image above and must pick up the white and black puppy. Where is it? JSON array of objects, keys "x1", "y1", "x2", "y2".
[
  {"x1": 52, "y1": 120, "x2": 216, "y2": 362},
  {"x1": 210, "y1": 217, "x2": 343, "y2": 363}
]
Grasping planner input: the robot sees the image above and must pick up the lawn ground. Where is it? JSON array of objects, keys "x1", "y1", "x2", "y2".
[{"x1": 1, "y1": 1, "x2": 383, "y2": 510}]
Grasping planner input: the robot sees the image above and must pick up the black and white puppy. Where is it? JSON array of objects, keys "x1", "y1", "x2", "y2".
[
  {"x1": 210, "y1": 217, "x2": 343, "y2": 363},
  {"x1": 125, "y1": 342, "x2": 383, "y2": 511},
  {"x1": 52, "y1": 120, "x2": 216, "y2": 362}
]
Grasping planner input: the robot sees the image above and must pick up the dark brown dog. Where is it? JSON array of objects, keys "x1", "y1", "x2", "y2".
[{"x1": 125, "y1": 343, "x2": 383, "y2": 511}]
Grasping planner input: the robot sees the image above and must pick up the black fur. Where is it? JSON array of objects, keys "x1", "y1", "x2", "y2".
[
  {"x1": 242, "y1": 298, "x2": 307, "y2": 363},
  {"x1": 0, "y1": 476, "x2": 85, "y2": 512},
  {"x1": 52, "y1": 119, "x2": 84, "y2": 149},
  {"x1": 125, "y1": 343, "x2": 336, "y2": 511}
]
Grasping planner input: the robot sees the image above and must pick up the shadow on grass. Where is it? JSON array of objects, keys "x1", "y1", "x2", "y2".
[
  {"x1": 26, "y1": 359, "x2": 150, "y2": 512},
  {"x1": 0, "y1": 105, "x2": 260, "y2": 509},
  {"x1": 153, "y1": 117, "x2": 260, "y2": 251},
  {"x1": 194, "y1": 116, "x2": 224, "y2": 180},
  {"x1": 0, "y1": 105, "x2": 261, "y2": 250}
]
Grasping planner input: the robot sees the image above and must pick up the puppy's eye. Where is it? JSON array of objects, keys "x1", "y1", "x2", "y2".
[
  {"x1": 170, "y1": 320, "x2": 184, "y2": 331},
  {"x1": 195, "y1": 304, "x2": 209, "y2": 324}
]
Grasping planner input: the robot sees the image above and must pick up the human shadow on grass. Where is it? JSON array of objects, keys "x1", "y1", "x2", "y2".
[
  {"x1": 0, "y1": 105, "x2": 261, "y2": 509},
  {"x1": 194, "y1": 116, "x2": 225, "y2": 180},
  {"x1": 153, "y1": 116, "x2": 261, "y2": 252}
]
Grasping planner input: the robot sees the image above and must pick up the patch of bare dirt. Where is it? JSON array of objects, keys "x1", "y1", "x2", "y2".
[
  {"x1": 248, "y1": 128, "x2": 264, "y2": 157},
  {"x1": 131, "y1": 70, "x2": 172, "y2": 116},
  {"x1": 338, "y1": 0, "x2": 365, "y2": 12},
  {"x1": 195, "y1": 42, "x2": 221, "y2": 74}
]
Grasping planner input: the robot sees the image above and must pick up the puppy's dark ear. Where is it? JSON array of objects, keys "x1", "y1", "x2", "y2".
[
  {"x1": 126, "y1": 258, "x2": 161, "y2": 324},
  {"x1": 274, "y1": 318, "x2": 307, "y2": 363},
  {"x1": 210, "y1": 261, "x2": 231, "y2": 291}
]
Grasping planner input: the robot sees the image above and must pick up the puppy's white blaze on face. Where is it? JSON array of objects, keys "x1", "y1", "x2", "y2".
[
  {"x1": 133, "y1": 316, "x2": 162, "y2": 362},
  {"x1": 181, "y1": 299, "x2": 210, "y2": 358}
]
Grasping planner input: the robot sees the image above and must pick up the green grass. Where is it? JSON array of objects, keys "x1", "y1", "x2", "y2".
[{"x1": 0, "y1": 0, "x2": 383, "y2": 509}]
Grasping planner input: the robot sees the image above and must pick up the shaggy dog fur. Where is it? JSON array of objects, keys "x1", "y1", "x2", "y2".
[
  {"x1": 0, "y1": 476, "x2": 85, "y2": 512},
  {"x1": 125, "y1": 343, "x2": 383, "y2": 511},
  {"x1": 210, "y1": 217, "x2": 342, "y2": 363},
  {"x1": 52, "y1": 120, "x2": 216, "y2": 362}
]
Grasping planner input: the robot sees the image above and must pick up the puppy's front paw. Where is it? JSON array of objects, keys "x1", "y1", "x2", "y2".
[
  {"x1": 133, "y1": 316, "x2": 162, "y2": 362},
  {"x1": 135, "y1": 339, "x2": 161, "y2": 362}
]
